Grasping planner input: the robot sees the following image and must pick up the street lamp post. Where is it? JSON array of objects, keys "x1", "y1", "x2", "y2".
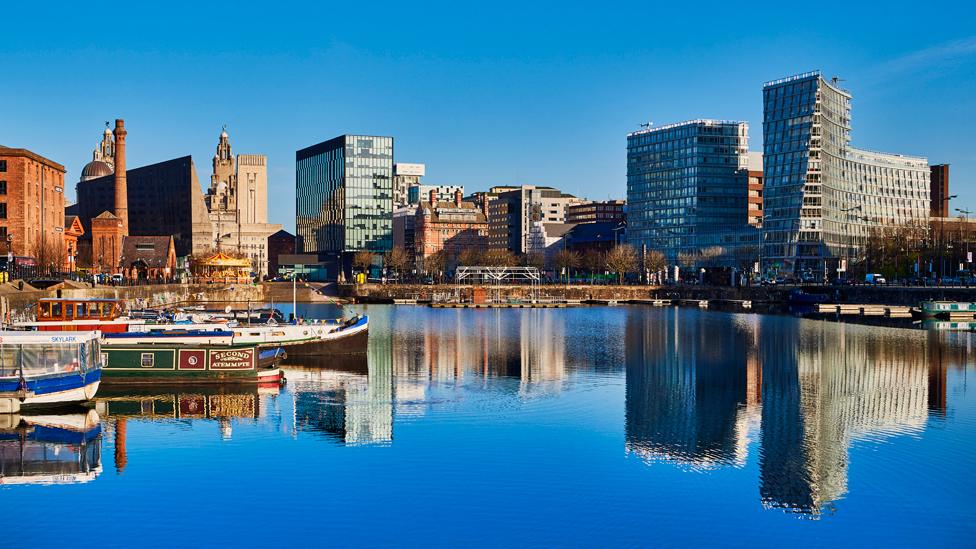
[{"x1": 957, "y1": 208, "x2": 972, "y2": 276}]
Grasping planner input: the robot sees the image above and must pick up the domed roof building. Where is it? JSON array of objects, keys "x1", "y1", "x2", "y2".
[
  {"x1": 80, "y1": 123, "x2": 116, "y2": 182},
  {"x1": 80, "y1": 160, "x2": 113, "y2": 181}
]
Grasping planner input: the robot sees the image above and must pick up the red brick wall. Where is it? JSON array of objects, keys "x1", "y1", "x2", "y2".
[{"x1": 0, "y1": 152, "x2": 66, "y2": 267}]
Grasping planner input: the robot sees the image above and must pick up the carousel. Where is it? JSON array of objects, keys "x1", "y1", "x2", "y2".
[{"x1": 191, "y1": 252, "x2": 253, "y2": 284}]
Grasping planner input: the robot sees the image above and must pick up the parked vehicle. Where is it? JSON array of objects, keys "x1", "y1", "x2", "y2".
[{"x1": 865, "y1": 273, "x2": 887, "y2": 285}]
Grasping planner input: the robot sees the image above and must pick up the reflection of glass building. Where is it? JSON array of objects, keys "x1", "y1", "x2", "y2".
[
  {"x1": 761, "y1": 71, "x2": 930, "y2": 274},
  {"x1": 296, "y1": 135, "x2": 394, "y2": 279},
  {"x1": 623, "y1": 308, "x2": 951, "y2": 517},
  {"x1": 625, "y1": 308, "x2": 756, "y2": 468},
  {"x1": 626, "y1": 120, "x2": 756, "y2": 266},
  {"x1": 758, "y1": 320, "x2": 931, "y2": 515}
]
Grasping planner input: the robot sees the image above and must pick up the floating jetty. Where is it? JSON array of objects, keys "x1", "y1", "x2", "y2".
[
  {"x1": 814, "y1": 303, "x2": 916, "y2": 318},
  {"x1": 431, "y1": 302, "x2": 570, "y2": 309}
]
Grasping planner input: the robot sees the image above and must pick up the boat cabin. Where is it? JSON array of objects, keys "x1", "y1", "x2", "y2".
[{"x1": 34, "y1": 298, "x2": 127, "y2": 332}]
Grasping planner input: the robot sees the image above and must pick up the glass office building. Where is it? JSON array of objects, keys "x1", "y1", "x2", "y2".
[
  {"x1": 627, "y1": 120, "x2": 752, "y2": 265},
  {"x1": 296, "y1": 135, "x2": 393, "y2": 275},
  {"x1": 762, "y1": 71, "x2": 930, "y2": 275}
]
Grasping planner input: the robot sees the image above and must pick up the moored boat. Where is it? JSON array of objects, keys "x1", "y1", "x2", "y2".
[
  {"x1": 0, "y1": 331, "x2": 103, "y2": 413},
  {"x1": 100, "y1": 330, "x2": 284, "y2": 385},
  {"x1": 282, "y1": 315, "x2": 369, "y2": 357},
  {"x1": 28, "y1": 298, "x2": 133, "y2": 332},
  {"x1": 918, "y1": 301, "x2": 976, "y2": 320}
]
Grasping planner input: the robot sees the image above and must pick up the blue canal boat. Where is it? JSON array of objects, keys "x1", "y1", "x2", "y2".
[{"x1": 0, "y1": 331, "x2": 102, "y2": 413}]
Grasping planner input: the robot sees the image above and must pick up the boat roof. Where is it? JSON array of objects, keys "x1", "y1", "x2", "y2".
[
  {"x1": 0, "y1": 331, "x2": 102, "y2": 343},
  {"x1": 37, "y1": 297, "x2": 121, "y2": 303}
]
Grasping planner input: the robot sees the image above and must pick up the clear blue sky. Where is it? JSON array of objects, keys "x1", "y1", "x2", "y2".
[{"x1": 2, "y1": 1, "x2": 974, "y2": 231}]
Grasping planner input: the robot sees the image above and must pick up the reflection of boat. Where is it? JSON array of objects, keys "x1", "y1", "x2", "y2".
[
  {"x1": 0, "y1": 409, "x2": 102, "y2": 484},
  {"x1": 921, "y1": 320, "x2": 976, "y2": 332},
  {"x1": 0, "y1": 331, "x2": 103, "y2": 413},
  {"x1": 919, "y1": 301, "x2": 976, "y2": 320},
  {"x1": 95, "y1": 386, "x2": 268, "y2": 420},
  {"x1": 101, "y1": 332, "x2": 283, "y2": 385},
  {"x1": 282, "y1": 352, "x2": 368, "y2": 373}
]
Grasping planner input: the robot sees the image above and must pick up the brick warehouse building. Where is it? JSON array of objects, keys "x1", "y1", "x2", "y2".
[
  {"x1": 0, "y1": 146, "x2": 67, "y2": 271},
  {"x1": 415, "y1": 189, "x2": 488, "y2": 268}
]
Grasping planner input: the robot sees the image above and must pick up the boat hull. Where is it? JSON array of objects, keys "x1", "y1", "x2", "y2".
[
  {"x1": 282, "y1": 317, "x2": 369, "y2": 357},
  {"x1": 0, "y1": 370, "x2": 101, "y2": 413}
]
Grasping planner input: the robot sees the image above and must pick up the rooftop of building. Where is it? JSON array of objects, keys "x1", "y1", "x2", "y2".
[
  {"x1": 763, "y1": 69, "x2": 851, "y2": 96},
  {"x1": 420, "y1": 200, "x2": 487, "y2": 223},
  {"x1": 566, "y1": 221, "x2": 625, "y2": 243},
  {"x1": 627, "y1": 119, "x2": 747, "y2": 138},
  {"x1": 296, "y1": 135, "x2": 392, "y2": 161},
  {"x1": 0, "y1": 146, "x2": 66, "y2": 172},
  {"x1": 120, "y1": 235, "x2": 174, "y2": 265},
  {"x1": 539, "y1": 222, "x2": 577, "y2": 238}
]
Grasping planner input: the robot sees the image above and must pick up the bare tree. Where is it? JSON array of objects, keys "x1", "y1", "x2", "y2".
[
  {"x1": 606, "y1": 244, "x2": 638, "y2": 284},
  {"x1": 384, "y1": 247, "x2": 410, "y2": 278},
  {"x1": 553, "y1": 248, "x2": 581, "y2": 283},
  {"x1": 353, "y1": 250, "x2": 375, "y2": 276},
  {"x1": 644, "y1": 249, "x2": 667, "y2": 274},
  {"x1": 423, "y1": 250, "x2": 447, "y2": 282},
  {"x1": 457, "y1": 248, "x2": 483, "y2": 267},
  {"x1": 482, "y1": 249, "x2": 518, "y2": 267},
  {"x1": 522, "y1": 251, "x2": 545, "y2": 270},
  {"x1": 583, "y1": 250, "x2": 606, "y2": 283}
]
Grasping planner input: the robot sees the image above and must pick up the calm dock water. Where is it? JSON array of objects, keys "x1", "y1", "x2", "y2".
[{"x1": 4, "y1": 304, "x2": 974, "y2": 547}]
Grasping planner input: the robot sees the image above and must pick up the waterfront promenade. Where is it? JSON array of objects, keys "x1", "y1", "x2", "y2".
[{"x1": 344, "y1": 282, "x2": 976, "y2": 307}]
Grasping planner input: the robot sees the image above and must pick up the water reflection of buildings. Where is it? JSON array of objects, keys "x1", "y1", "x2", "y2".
[
  {"x1": 391, "y1": 309, "x2": 569, "y2": 406},
  {"x1": 625, "y1": 309, "x2": 760, "y2": 469},
  {"x1": 624, "y1": 308, "x2": 963, "y2": 516},
  {"x1": 289, "y1": 315, "x2": 393, "y2": 445},
  {"x1": 0, "y1": 411, "x2": 102, "y2": 485}
]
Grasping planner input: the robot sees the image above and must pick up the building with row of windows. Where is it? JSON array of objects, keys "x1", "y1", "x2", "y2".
[
  {"x1": 626, "y1": 119, "x2": 755, "y2": 266},
  {"x1": 761, "y1": 71, "x2": 931, "y2": 275},
  {"x1": 296, "y1": 135, "x2": 394, "y2": 280},
  {"x1": 0, "y1": 147, "x2": 67, "y2": 272}
]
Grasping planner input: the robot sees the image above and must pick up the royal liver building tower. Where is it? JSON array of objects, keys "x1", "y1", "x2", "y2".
[
  {"x1": 205, "y1": 128, "x2": 282, "y2": 278},
  {"x1": 761, "y1": 71, "x2": 930, "y2": 275}
]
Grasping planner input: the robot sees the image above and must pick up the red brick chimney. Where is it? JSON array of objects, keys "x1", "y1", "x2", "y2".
[
  {"x1": 429, "y1": 189, "x2": 437, "y2": 206},
  {"x1": 113, "y1": 119, "x2": 129, "y2": 236},
  {"x1": 455, "y1": 189, "x2": 462, "y2": 207}
]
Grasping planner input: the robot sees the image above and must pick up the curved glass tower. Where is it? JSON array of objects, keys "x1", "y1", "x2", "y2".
[{"x1": 761, "y1": 71, "x2": 930, "y2": 275}]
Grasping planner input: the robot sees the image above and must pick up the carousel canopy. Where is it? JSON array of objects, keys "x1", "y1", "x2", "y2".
[{"x1": 195, "y1": 252, "x2": 251, "y2": 268}]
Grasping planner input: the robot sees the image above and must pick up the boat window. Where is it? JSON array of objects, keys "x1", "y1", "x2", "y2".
[
  {"x1": 0, "y1": 346, "x2": 19, "y2": 377},
  {"x1": 39, "y1": 302, "x2": 51, "y2": 319},
  {"x1": 86, "y1": 302, "x2": 99, "y2": 317},
  {"x1": 75, "y1": 303, "x2": 85, "y2": 318},
  {"x1": 51, "y1": 302, "x2": 63, "y2": 318},
  {"x1": 141, "y1": 353, "x2": 154, "y2": 368},
  {"x1": 65, "y1": 304, "x2": 74, "y2": 319}
]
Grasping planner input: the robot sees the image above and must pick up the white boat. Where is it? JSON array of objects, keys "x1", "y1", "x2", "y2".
[
  {"x1": 0, "y1": 331, "x2": 103, "y2": 413},
  {"x1": 129, "y1": 315, "x2": 370, "y2": 355}
]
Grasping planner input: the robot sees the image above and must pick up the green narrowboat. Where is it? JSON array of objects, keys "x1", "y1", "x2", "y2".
[{"x1": 101, "y1": 330, "x2": 283, "y2": 385}]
